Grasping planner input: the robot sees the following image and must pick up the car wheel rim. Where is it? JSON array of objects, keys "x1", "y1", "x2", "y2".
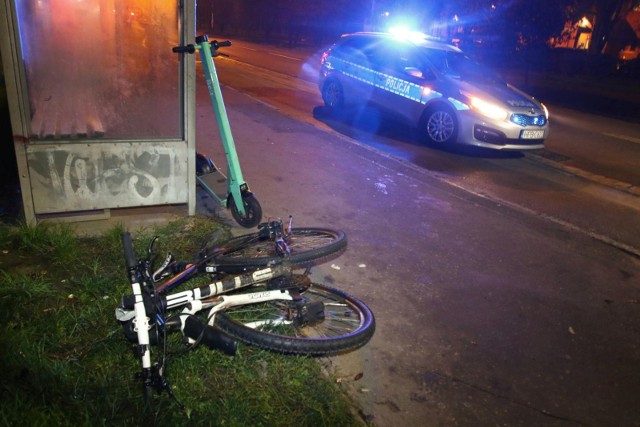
[{"x1": 427, "y1": 111, "x2": 454, "y2": 143}]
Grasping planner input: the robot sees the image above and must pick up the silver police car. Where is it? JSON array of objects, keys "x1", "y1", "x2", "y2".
[{"x1": 319, "y1": 32, "x2": 549, "y2": 150}]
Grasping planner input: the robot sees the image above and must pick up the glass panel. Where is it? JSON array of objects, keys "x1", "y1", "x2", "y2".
[{"x1": 15, "y1": 0, "x2": 180, "y2": 140}]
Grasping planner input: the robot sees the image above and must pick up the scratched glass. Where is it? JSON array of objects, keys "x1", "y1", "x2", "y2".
[{"x1": 15, "y1": 0, "x2": 180, "y2": 140}]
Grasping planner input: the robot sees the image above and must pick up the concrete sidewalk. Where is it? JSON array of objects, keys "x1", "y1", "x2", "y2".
[{"x1": 192, "y1": 86, "x2": 640, "y2": 426}]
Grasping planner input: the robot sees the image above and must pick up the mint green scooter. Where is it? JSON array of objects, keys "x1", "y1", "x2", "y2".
[{"x1": 173, "y1": 35, "x2": 262, "y2": 228}]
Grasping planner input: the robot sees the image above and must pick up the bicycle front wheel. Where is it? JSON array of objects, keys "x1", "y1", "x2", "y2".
[
  {"x1": 209, "y1": 228, "x2": 347, "y2": 273},
  {"x1": 213, "y1": 282, "x2": 375, "y2": 356}
]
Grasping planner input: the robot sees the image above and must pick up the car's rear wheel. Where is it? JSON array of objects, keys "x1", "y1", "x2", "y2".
[
  {"x1": 420, "y1": 105, "x2": 458, "y2": 145},
  {"x1": 322, "y1": 79, "x2": 345, "y2": 110}
]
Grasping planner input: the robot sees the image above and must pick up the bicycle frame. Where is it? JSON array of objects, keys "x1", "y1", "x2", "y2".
[
  {"x1": 118, "y1": 263, "x2": 293, "y2": 316},
  {"x1": 116, "y1": 221, "x2": 368, "y2": 400},
  {"x1": 117, "y1": 232, "x2": 291, "y2": 396},
  {"x1": 179, "y1": 290, "x2": 296, "y2": 344},
  {"x1": 118, "y1": 263, "x2": 303, "y2": 353}
]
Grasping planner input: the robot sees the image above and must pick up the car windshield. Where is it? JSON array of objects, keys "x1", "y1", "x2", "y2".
[{"x1": 421, "y1": 49, "x2": 502, "y2": 84}]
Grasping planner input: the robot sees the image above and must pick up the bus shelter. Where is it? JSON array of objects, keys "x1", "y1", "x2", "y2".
[{"x1": 0, "y1": 0, "x2": 197, "y2": 223}]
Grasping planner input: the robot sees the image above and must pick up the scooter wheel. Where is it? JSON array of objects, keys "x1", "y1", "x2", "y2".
[{"x1": 229, "y1": 194, "x2": 262, "y2": 228}]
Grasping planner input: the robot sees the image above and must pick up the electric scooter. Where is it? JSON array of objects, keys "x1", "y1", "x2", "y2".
[{"x1": 173, "y1": 35, "x2": 262, "y2": 228}]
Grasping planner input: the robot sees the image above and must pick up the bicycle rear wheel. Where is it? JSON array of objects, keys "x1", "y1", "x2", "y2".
[
  {"x1": 214, "y1": 281, "x2": 374, "y2": 356},
  {"x1": 207, "y1": 227, "x2": 347, "y2": 273}
]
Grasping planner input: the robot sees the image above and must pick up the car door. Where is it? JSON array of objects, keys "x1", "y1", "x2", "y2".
[
  {"x1": 330, "y1": 37, "x2": 377, "y2": 106},
  {"x1": 368, "y1": 44, "x2": 431, "y2": 122}
]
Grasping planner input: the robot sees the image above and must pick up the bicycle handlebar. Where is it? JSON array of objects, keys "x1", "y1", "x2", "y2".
[
  {"x1": 121, "y1": 232, "x2": 137, "y2": 271},
  {"x1": 182, "y1": 316, "x2": 237, "y2": 355}
]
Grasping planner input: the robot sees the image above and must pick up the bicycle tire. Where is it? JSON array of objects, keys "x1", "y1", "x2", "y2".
[
  {"x1": 207, "y1": 227, "x2": 347, "y2": 273},
  {"x1": 213, "y1": 281, "x2": 375, "y2": 356}
]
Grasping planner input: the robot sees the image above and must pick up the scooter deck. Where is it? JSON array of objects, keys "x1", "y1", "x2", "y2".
[{"x1": 196, "y1": 168, "x2": 228, "y2": 202}]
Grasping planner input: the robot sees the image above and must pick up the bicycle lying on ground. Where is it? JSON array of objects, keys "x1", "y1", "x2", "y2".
[{"x1": 115, "y1": 218, "x2": 375, "y2": 399}]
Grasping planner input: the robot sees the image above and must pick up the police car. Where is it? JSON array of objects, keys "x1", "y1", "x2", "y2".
[{"x1": 318, "y1": 32, "x2": 549, "y2": 150}]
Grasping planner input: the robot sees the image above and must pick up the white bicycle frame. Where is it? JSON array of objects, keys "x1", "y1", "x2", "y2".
[
  {"x1": 117, "y1": 231, "x2": 322, "y2": 398},
  {"x1": 118, "y1": 264, "x2": 297, "y2": 342},
  {"x1": 179, "y1": 289, "x2": 296, "y2": 343},
  {"x1": 162, "y1": 265, "x2": 287, "y2": 309},
  {"x1": 130, "y1": 276, "x2": 152, "y2": 374}
]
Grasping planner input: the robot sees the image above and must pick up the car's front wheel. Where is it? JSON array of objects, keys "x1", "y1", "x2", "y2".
[
  {"x1": 321, "y1": 79, "x2": 345, "y2": 111},
  {"x1": 420, "y1": 105, "x2": 458, "y2": 145}
]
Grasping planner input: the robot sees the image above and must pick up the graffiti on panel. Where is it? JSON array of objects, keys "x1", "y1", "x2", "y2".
[{"x1": 28, "y1": 144, "x2": 188, "y2": 213}]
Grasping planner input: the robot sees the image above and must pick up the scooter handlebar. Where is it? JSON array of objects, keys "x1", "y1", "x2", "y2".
[
  {"x1": 171, "y1": 41, "x2": 229, "y2": 54},
  {"x1": 212, "y1": 40, "x2": 232, "y2": 49}
]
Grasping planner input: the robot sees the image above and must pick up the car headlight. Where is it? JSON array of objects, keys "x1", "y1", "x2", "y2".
[{"x1": 469, "y1": 96, "x2": 509, "y2": 121}]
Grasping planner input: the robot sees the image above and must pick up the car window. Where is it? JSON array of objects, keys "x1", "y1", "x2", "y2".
[
  {"x1": 395, "y1": 48, "x2": 436, "y2": 80},
  {"x1": 359, "y1": 40, "x2": 424, "y2": 75},
  {"x1": 333, "y1": 37, "x2": 372, "y2": 66},
  {"x1": 358, "y1": 38, "x2": 395, "y2": 69},
  {"x1": 338, "y1": 37, "x2": 372, "y2": 52},
  {"x1": 421, "y1": 48, "x2": 502, "y2": 84}
]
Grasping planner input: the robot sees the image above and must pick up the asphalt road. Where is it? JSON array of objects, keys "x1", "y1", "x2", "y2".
[
  {"x1": 216, "y1": 38, "x2": 640, "y2": 189},
  {"x1": 193, "y1": 50, "x2": 640, "y2": 426},
  {"x1": 195, "y1": 44, "x2": 640, "y2": 262}
]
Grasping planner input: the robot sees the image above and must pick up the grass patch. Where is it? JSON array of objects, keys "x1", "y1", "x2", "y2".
[{"x1": 0, "y1": 216, "x2": 359, "y2": 426}]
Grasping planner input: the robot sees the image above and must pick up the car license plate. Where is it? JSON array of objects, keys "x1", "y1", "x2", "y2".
[{"x1": 520, "y1": 130, "x2": 545, "y2": 139}]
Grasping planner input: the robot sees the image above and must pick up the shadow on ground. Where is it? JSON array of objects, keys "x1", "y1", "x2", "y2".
[{"x1": 312, "y1": 105, "x2": 525, "y2": 161}]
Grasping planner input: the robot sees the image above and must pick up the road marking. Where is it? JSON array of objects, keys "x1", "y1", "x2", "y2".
[
  {"x1": 443, "y1": 178, "x2": 640, "y2": 258},
  {"x1": 232, "y1": 45, "x2": 300, "y2": 61},
  {"x1": 268, "y1": 52, "x2": 302, "y2": 61},
  {"x1": 602, "y1": 132, "x2": 640, "y2": 145}
]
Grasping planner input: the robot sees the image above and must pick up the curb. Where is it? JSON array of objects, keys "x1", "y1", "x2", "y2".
[{"x1": 527, "y1": 152, "x2": 640, "y2": 198}]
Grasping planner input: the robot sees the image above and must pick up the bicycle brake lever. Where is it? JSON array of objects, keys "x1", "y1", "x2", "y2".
[
  {"x1": 287, "y1": 215, "x2": 293, "y2": 235},
  {"x1": 146, "y1": 236, "x2": 159, "y2": 259},
  {"x1": 152, "y1": 252, "x2": 175, "y2": 282}
]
